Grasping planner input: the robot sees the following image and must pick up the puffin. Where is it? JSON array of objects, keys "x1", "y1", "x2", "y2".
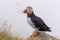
[{"x1": 23, "y1": 6, "x2": 51, "y2": 38}]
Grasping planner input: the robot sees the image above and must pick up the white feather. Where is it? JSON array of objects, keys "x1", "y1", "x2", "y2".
[{"x1": 27, "y1": 17, "x2": 39, "y2": 31}]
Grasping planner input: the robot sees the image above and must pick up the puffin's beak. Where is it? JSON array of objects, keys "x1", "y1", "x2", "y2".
[{"x1": 23, "y1": 9, "x2": 27, "y2": 14}]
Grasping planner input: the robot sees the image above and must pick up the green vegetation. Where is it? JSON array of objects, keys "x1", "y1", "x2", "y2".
[{"x1": 0, "y1": 29, "x2": 23, "y2": 40}]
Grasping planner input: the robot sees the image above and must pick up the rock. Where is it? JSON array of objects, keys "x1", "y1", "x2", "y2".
[{"x1": 27, "y1": 31, "x2": 60, "y2": 40}]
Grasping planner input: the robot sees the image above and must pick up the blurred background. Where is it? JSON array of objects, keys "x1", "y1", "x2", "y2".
[{"x1": 0, "y1": 0, "x2": 60, "y2": 39}]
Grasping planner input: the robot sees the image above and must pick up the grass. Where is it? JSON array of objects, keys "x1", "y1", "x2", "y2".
[
  {"x1": 0, "y1": 20, "x2": 24, "y2": 40},
  {"x1": 0, "y1": 27, "x2": 24, "y2": 40}
]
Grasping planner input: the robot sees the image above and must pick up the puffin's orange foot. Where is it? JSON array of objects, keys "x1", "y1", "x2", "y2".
[{"x1": 32, "y1": 32, "x2": 40, "y2": 38}]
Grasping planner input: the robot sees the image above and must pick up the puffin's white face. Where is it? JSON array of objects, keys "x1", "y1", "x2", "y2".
[{"x1": 23, "y1": 6, "x2": 33, "y2": 14}]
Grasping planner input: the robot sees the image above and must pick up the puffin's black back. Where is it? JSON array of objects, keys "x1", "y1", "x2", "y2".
[{"x1": 28, "y1": 12, "x2": 51, "y2": 32}]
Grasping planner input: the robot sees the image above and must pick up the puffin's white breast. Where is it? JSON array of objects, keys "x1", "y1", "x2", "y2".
[
  {"x1": 27, "y1": 17, "x2": 35, "y2": 28},
  {"x1": 27, "y1": 17, "x2": 36, "y2": 29},
  {"x1": 27, "y1": 17, "x2": 40, "y2": 32}
]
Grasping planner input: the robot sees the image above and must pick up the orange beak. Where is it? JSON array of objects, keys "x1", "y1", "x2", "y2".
[{"x1": 23, "y1": 9, "x2": 27, "y2": 14}]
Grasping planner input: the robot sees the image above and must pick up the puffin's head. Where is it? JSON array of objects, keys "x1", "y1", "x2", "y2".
[{"x1": 23, "y1": 6, "x2": 34, "y2": 14}]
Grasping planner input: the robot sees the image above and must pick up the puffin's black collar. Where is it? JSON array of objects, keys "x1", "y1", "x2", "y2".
[{"x1": 27, "y1": 12, "x2": 34, "y2": 17}]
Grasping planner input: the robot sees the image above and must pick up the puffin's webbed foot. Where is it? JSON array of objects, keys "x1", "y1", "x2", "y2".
[{"x1": 32, "y1": 32, "x2": 40, "y2": 38}]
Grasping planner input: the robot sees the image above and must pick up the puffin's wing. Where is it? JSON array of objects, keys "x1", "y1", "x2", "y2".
[{"x1": 31, "y1": 16, "x2": 50, "y2": 30}]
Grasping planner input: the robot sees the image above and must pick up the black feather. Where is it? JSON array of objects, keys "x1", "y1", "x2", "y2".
[{"x1": 28, "y1": 12, "x2": 51, "y2": 32}]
